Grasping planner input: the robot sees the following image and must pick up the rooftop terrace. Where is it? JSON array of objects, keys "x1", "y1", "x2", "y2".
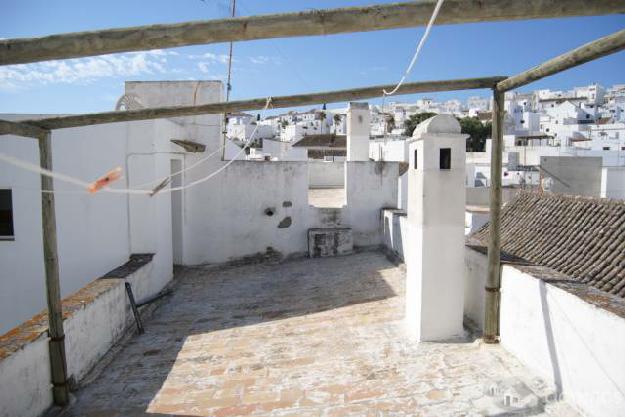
[{"x1": 64, "y1": 251, "x2": 578, "y2": 417}]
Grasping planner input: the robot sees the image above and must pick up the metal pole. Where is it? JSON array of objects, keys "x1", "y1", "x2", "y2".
[
  {"x1": 483, "y1": 88, "x2": 504, "y2": 343},
  {"x1": 39, "y1": 131, "x2": 70, "y2": 404},
  {"x1": 124, "y1": 282, "x2": 144, "y2": 335},
  {"x1": 221, "y1": 0, "x2": 237, "y2": 160}
]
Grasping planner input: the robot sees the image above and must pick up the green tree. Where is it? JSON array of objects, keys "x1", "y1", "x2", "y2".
[
  {"x1": 458, "y1": 116, "x2": 492, "y2": 152},
  {"x1": 403, "y1": 112, "x2": 437, "y2": 137}
]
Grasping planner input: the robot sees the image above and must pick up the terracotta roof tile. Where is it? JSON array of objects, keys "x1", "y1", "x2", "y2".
[{"x1": 468, "y1": 191, "x2": 625, "y2": 298}]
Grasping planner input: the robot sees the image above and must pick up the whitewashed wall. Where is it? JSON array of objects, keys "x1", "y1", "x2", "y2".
[
  {"x1": 463, "y1": 251, "x2": 625, "y2": 417},
  {"x1": 463, "y1": 247, "x2": 488, "y2": 329},
  {"x1": 601, "y1": 166, "x2": 625, "y2": 199},
  {"x1": 500, "y1": 266, "x2": 625, "y2": 417},
  {"x1": 0, "y1": 260, "x2": 155, "y2": 417},
  {"x1": 0, "y1": 120, "x2": 133, "y2": 333},
  {"x1": 344, "y1": 162, "x2": 399, "y2": 247},
  {"x1": 308, "y1": 161, "x2": 344, "y2": 188},
  {"x1": 183, "y1": 161, "x2": 399, "y2": 264}
]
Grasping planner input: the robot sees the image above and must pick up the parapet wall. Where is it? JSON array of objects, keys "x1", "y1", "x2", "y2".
[
  {"x1": 183, "y1": 160, "x2": 399, "y2": 265},
  {"x1": 463, "y1": 248, "x2": 625, "y2": 417},
  {"x1": 0, "y1": 255, "x2": 160, "y2": 417}
]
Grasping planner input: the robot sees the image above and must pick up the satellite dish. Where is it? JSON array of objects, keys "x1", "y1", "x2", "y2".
[{"x1": 115, "y1": 94, "x2": 144, "y2": 111}]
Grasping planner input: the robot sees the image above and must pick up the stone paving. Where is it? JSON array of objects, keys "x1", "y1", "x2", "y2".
[{"x1": 65, "y1": 251, "x2": 580, "y2": 417}]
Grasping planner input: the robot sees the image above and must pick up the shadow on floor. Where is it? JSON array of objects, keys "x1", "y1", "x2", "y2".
[{"x1": 65, "y1": 251, "x2": 399, "y2": 417}]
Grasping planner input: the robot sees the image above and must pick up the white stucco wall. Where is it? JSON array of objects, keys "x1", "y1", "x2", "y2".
[
  {"x1": 0, "y1": 259, "x2": 155, "y2": 417},
  {"x1": 500, "y1": 266, "x2": 625, "y2": 417},
  {"x1": 541, "y1": 156, "x2": 603, "y2": 197},
  {"x1": 0, "y1": 121, "x2": 132, "y2": 333},
  {"x1": 0, "y1": 118, "x2": 180, "y2": 333},
  {"x1": 463, "y1": 247, "x2": 488, "y2": 329},
  {"x1": 601, "y1": 166, "x2": 625, "y2": 199},
  {"x1": 382, "y1": 209, "x2": 407, "y2": 261},
  {"x1": 1, "y1": 81, "x2": 223, "y2": 333},
  {"x1": 308, "y1": 161, "x2": 344, "y2": 188},
  {"x1": 344, "y1": 162, "x2": 398, "y2": 247},
  {"x1": 182, "y1": 160, "x2": 399, "y2": 265},
  {"x1": 0, "y1": 335, "x2": 51, "y2": 417}
]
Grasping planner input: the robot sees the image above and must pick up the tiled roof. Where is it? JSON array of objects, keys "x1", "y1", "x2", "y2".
[
  {"x1": 468, "y1": 191, "x2": 625, "y2": 298},
  {"x1": 293, "y1": 134, "x2": 346, "y2": 148}
]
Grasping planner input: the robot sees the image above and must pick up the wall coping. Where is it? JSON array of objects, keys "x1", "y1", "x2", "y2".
[
  {"x1": 465, "y1": 245, "x2": 625, "y2": 320},
  {"x1": 0, "y1": 254, "x2": 153, "y2": 361}
]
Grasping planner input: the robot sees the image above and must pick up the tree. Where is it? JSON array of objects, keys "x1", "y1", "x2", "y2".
[
  {"x1": 403, "y1": 112, "x2": 437, "y2": 137},
  {"x1": 458, "y1": 116, "x2": 492, "y2": 152}
]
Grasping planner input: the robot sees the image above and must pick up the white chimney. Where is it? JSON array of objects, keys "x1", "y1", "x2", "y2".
[
  {"x1": 346, "y1": 102, "x2": 370, "y2": 161},
  {"x1": 405, "y1": 114, "x2": 467, "y2": 341}
]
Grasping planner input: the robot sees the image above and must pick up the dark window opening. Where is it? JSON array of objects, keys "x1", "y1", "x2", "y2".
[
  {"x1": 439, "y1": 148, "x2": 451, "y2": 170},
  {"x1": 414, "y1": 149, "x2": 418, "y2": 169},
  {"x1": 0, "y1": 190, "x2": 14, "y2": 239},
  {"x1": 603, "y1": 146, "x2": 610, "y2": 151}
]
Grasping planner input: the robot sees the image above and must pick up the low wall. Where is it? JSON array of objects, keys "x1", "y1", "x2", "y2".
[
  {"x1": 463, "y1": 247, "x2": 488, "y2": 329},
  {"x1": 183, "y1": 161, "x2": 399, "y2": 264},
  {"x1": 0, "y1": 255, "x2": 159, "y2": 417},
  {"x1": 500, "y1": 265, "x2": 625, "y2": 417},
  {"x1": 462, "y1": 249, "x2": 625, "y2": 417},
  {"x1": 308, "y1": 161, "x2": 344, "y2": 188},
  {"x1": 382, "y1": 209, "x2": 407, "y2": 261}
]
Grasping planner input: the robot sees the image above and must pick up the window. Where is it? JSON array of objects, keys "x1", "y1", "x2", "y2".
[
  {"x1": 603, "y1": 146, "x2": 610, "y2": 151},
  {"x1": 0, "y1": 190, "x2": 14, "y2": 240},
  {"x1": 439, "y1": 148, "x2": 451, "y2": 170},
  {"x1": 414, "y1": 149, "x2": 418, "y2": 169}
]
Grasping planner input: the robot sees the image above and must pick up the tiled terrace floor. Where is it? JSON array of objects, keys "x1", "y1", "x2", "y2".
[{"x1": 66, "y1": 252, "x2": 579, "y2": 417}]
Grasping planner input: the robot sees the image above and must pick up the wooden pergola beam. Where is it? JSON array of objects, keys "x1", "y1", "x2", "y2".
[
  {"x1": 16, "y1": 76, "x2": 505, "y2": 131},
  {"x1": 483, "y1": 88, "x2": 504, "y2": 343},
  {"x1": 0, "y1": 119, "x2": 49, "y2": 139},
  {"x1": 497, "y1": 28, "x2": 625, "y2": 92},
  {"x1": 2, "y1": 0, "x2": 624, "y2": 66}
]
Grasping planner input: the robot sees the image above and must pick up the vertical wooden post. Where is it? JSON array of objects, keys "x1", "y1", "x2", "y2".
[
  {"x1": 484, "y1": 88, "x2": 504, "y2": 343},
  {"x1": 38, "y1": 131, "x2": 70, "y2": 405}
]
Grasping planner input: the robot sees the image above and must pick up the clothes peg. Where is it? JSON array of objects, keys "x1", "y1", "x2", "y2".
[
  {"x1": 149, "y1": 177, "x2": 170, "y2": 197},
  {"x1": 88, "y1": 167, "x2": 122, "y2": 193}
]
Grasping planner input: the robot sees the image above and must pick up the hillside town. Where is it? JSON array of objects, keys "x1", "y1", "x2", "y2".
[
  {"x1": 1, "y1": 2, "x2": 625, "y2": 417},
  {"x1": 227, "y1": 82, "x2": 625, "y2": 161}
]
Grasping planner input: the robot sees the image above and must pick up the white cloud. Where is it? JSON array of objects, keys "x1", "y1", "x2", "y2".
[
  {"x1": 189, "y1": 52, "x2": 232, "y2": 65},
  {"x1": 0, "y1": 51, "x2": 176, "y2": 90},
  {"x1": 197, "y1": 62, "x2": 212, "y2": 73},
  {"x1": 249, "y1": 56, "x2": 269, "y2": 65}
]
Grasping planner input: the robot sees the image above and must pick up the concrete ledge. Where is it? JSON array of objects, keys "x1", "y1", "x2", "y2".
[{"x1": 0, "y1": 254, "x2": 157, "y2": 417}]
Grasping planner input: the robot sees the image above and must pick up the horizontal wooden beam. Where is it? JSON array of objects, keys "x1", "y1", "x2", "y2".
[
  {"x1": 18, "y1": 76, "x2": 505, "y2": 130},
  {"x1": 497, "y1": 29, "x2": 625, "y2": 92},
  {"x1": 2, "y1": 1, "x2": 624, "y2": 65},
  {"x1": 0, "y1": 119, "x2": 49, "y2": 139}
]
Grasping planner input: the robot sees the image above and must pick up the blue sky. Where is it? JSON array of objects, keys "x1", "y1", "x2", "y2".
[{"x1": 1, "y1": 0, "x2": 624, "y2": 115}]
